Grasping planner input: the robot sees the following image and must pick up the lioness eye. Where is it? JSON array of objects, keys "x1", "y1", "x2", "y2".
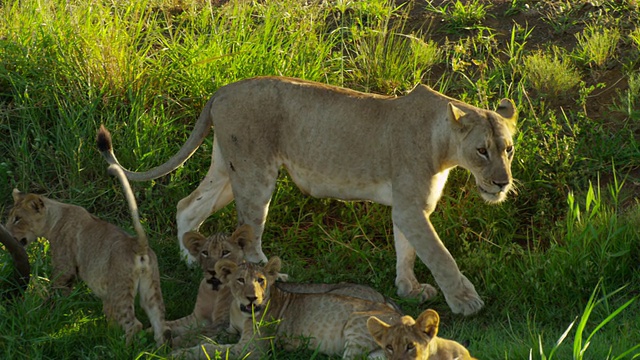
[
  {"x1": 13, "y1": 216, "x2": 21, "y2": 224},
  {"x1": 385, "y1": 345, "x2": 393, "y2": 353},
  {"x1": 222, "y1": 250, "x2": 231, "y2": 258},
  {"x1": 506, "y1": 145, "x2": 514, "y2": 153},
  {"x1": 477, "y1": 148, "x2": 488, "y2": 157},
  {"x1": 201, "y1": 250, "x2": 209, "y2": 258},
  {"x1": 237, "y1": 278, "x2": 245, "y2": 284},
  {"x1": 257, "y1": 277, "x2": 265, "y2": 285},
  {"x1": 407, "y1": 343, "x2": 415, "y2": 351}
]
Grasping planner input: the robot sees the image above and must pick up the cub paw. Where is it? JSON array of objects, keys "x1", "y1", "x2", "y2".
[
  {"x1": 276, "y1": 272, "x2": 289, "y2": 282},
  {"x1": 442, "y1": 274, "x2": 484, "y2": 316}
]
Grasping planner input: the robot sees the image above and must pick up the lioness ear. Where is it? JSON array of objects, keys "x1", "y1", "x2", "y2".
[
  {"x1": 367, "y1": 316, "x2": 391, "y2": 345},
  {"x1": 231, "y1": 224, "x2": 254, "y2": 250},
  {"x1": 183, "y1": 231, "x2": 207, "y2": 257},
  {"x1": 448, "y1": 103, "x2": 466, "y2": 125},
  {"x1": 264, "y1": 256, "x2": 282, "y2": 277},
  {"x1": 416, "y1": 309, "x2": 440, "y2": 339},
  {"x1": 214, "y1": 259, "x2": 238, "y2": 284},
  {"x1": 496, "y1": 98, "x2": 517, "y2": 129}
]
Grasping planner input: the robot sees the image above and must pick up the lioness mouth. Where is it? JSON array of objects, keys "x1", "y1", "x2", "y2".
[{"x1": 240, "y1": 303, "x2": 262, "y2": 314}]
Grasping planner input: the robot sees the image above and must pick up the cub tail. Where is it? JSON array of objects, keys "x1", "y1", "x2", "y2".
[{"x1": 97, "y1": 126, "x2": 149, "y2": 255}]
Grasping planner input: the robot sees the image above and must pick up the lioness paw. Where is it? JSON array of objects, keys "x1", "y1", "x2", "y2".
[
  {"x1": 443, "y1": 275, "x2": 484, "y2": 316},
  {"x1": 396, "y1": 279, "x2": 438, "y2": 302}
]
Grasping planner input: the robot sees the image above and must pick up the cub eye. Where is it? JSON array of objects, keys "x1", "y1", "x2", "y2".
[
  {"x1": 407, "y1": 342, "x2": 416, "y2": 351},
  {"x1": 13, "y1": 216, "x2": 21, "y2": 224},
  {"x1": 477, "y1": 147, "x2": 488, "y2": 156},
  {"x1": 506, "y1": 145, "x2": 514, "y2": 153},
  {"x1": 221, "y1": 250, "x2": 231, "y2": 258},
  {"x1": 257, "y1": 277, "x2": 265, "y2": 285},
  {"x1": 385, "y1": 345, "x2": 393, "y2": 353},
  {"x1": 201, "y1": 250, "x2": 209, "y2": 258},
  {"x1": 237, "y1": 278, "x2": 245, "y2": 284}
]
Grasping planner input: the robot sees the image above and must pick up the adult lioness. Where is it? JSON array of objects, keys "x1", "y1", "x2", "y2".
[
  {"x1": 169, "y1": 224, "x2": 399, "y2": 346},
  {"x1": 5, "y1": 170, "x2": 169, "y2": 345},
  {"x1": 99, "y1": 76, "x2": 517, "y2": 315},
  {"x1": 368, "y1": 309, "x2": 477, "y2": 360},
  {"x1": 172, "y1": 256, "x2": 402, "y2": 360}
]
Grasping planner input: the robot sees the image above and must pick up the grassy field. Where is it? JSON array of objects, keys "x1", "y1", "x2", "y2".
[{"x1": 1, "y1": 0, "x2": 639, "y2": 358}]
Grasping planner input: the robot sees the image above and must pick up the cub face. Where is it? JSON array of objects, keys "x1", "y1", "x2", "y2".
[
  {"x1": 368, "y1": 309, "x2": 439, "y2": 360},
  {"x1": 6, "y1": 189, "x2": 47, "y2": 246},
  {"x1": 183, "y1": 224, "x2": 254, "y2": 291},
  {"x1": 215, "y1": 256, "x2": 281, "y2": 318},
  {"x1": 449, "y1": 99, "x2": 518, "y2": 204}
]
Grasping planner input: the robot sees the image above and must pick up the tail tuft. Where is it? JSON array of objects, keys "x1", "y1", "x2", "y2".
[{"x1": 96, "y1": 125, "x2": 113, "y2": 153}]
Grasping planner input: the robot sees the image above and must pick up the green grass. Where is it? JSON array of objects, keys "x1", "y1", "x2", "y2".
[{"x1": 1, "y1": 0, "x2": 639, "y2": 359}]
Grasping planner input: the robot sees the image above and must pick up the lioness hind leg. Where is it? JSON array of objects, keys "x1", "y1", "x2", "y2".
[
  {"x1": 393, "y1": 225, "x2": 438, "y2": 302},
  {"x1": 228, "y1": 165, "x2": 279, "y2": 264},
  {"x1": 176, "y1": 140, "x2": 234, "y2": 266}
]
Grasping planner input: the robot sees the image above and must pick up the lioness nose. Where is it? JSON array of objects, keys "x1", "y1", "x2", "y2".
[
  {"x1": 246, "y1": 296, "x2": 257, "y2": 303},
  {"x1": 493, "y1": 180, "x2": 509, "y2": 190}
]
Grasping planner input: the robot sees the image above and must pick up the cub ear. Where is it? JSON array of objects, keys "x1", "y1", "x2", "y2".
[
  {"x1": 230, "y1": 224, "x2": 254, "y2": 250},
  {"x1": 24, "y1": 194, "x2": 45, "y2": 214},
  {"x1": 264, "y1": 256, "x2": 282, "y2": 278},
  {"x1": 12, "y1": 188, "x2": 24, "y2": 202},
  {"x1": 448, "y1": 102, "x2": 467, "y2": 125},
  {"x1": 367, "y1": 316, "x2": 391, "y2": 345},
  {"x1": 214, "y1": 259, "x2": 238, "y2": 284},
  {"x1": 183, "y1": 231, "x2": 207, "y2": 257},
  {"x1": 416, "y1": 309, "x2": 440, "y2": 339},
  {"x1": 496, "y1": 98, "x2": 517, "y2": 130}
]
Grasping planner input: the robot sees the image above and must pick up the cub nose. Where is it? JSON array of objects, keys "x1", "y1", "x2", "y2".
[
  {"x1": 19, "y1": 238, "x2": 28, "y2": 246},
  {"x1": 246, "y1": 296, "x2": 257, "y2": 303}
]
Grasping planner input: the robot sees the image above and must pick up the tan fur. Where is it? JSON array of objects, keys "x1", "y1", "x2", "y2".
[
  {"x1": 172, "y1": 257, "x2": 403, "y2": 359},
  {"x1": 5, "y1": 167, "x2": 169, "y2": 345},
  {"x1": 99, "y1": 76, "x2": 518, "y2": 315},
  {"x1": 168, "y1": 225, "x2": 399, "y2": 346},
  {"x1": 368, "y1": 309, "x2": 477, "y2": 360}
]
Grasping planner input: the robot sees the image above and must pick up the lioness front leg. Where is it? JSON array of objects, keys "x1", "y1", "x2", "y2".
[
  {"x1": 392, "y1": 208, "x2": 484, "y2": 315},
  {"x1": 393, "y1": 225, "x2": 438, "y2": 301}
]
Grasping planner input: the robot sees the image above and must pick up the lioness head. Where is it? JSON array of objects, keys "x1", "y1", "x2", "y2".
[
  {"x1": 368, "y1": 309, "x2": 474, "y2": 360},
  {"x1": 183, "y1": 224, "x2": 254, "y2": 291},
  {"x1": 449, "y1": 99, "x2": 517, "y2": 204},
  {"x1": 215, "y1": 256, "x2": 281, "y2": 318},
  {"x1": 6, "y1": 189, "x2": 47, "y2": 246}
]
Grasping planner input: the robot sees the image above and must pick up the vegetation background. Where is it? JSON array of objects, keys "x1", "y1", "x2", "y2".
[{"x1": 1, "y1": 0, "x2": 639, "y2": 358}]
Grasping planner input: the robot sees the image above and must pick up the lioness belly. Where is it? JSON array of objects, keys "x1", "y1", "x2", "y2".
[{"x1": 283, "y1": 160, "x2": 393, "y2": 205}]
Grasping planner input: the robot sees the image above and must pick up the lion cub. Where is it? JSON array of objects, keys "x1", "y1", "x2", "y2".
[
  {"x1": 5, "y1": 166, "x2": 169, "y2": 345},
  {"x1": 169, "y1": 225, "x2": 399, "y2": 346},
  {"x1": 172, "y1": 256, "x2": 403, "y2": 359},
  {"x1": 367, "y1": 309, "x2": 476, "y2": 360}
]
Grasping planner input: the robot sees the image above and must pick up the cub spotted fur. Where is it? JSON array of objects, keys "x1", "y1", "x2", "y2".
[
  {"x1": 5, "y1": 168, "x2": 169, "y2": 345},
  {"x1": 368, "y1": 309, "x2": 476, "y2": 360},
  {"x1": 99, "y1": 76, "x2": 518, "y2": 315},
  {"x1": 168, "y1": 225, "x2": 399, "y2": 346},
  {"x1": 172, "y1": 256, "x2": 403, "y2": 359}
]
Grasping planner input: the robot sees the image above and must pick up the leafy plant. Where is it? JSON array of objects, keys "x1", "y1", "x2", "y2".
[
  {"x1": 426, "y1": 0, "x2": 492, "y2": 34},
  {"x1": 575, "y1": 23, "x2": 621, "y2": 68},
  {"x1": 523, "y1": 47, "x2": 581, "y2": 96}
]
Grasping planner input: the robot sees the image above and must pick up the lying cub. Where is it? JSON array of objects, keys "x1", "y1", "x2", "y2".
[
  {"x1": 168, "y1": 225, "x2": 399, "y2": 346},
  {"x1": 5, "y1": 166, "x2": 169, "y2": 345},
  {"x1": 368, "y1": 309, "x2": 476, "y2": 360},
  {"x1": 172, "y1": 256, "x2": 403, "y2": 359}
]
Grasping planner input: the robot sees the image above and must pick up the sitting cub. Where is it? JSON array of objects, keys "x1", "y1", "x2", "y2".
[
  {"x1": 168, "y1": 225, "x2": 399, "y2": 346},
  {"x1": 367, "y1": 309, "x2": 476, "y2": 360},
  {"x1": 5, "y1": 165, "x2": 169, "y2": 345},
  {"x1": 172, "y1": 256, "x2": 403, "y2": 359}
]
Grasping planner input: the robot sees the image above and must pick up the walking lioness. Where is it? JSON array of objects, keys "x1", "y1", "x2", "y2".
[{"x1": 99, "y1": 76, "x2": 517, "y2": 315}]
